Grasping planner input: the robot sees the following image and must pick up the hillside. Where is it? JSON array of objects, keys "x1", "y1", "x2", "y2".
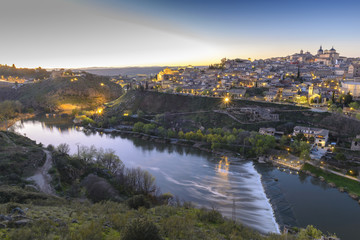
[
  {"x1": 103, "y1": 90, "x2": 360, "y2": 136},
  {"x1": 0, "y1": 74, "x2": 123, "y2": 113}
]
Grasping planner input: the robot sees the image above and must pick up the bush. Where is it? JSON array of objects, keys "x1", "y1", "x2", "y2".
[
  {"x1": 197, "y1": 207, "x2": 224, "y2": 224},
  {"x1": 122, "y1": 217, "x2": 162, "y2": 240},
  {"x1": 127, "y1": 195, "x2": 151, "y2": 209}
]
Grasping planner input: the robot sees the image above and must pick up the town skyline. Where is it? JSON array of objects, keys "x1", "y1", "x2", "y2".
[{"x1": 2, "y1": 45, "x2": 358, "y2": 69}]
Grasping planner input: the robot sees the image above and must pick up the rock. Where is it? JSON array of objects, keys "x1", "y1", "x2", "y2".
[
  {"x1": 0, "y1": 223, "x2": 6, "y2": 228},
  {"x1": 349, "y1": 193, "x2": 358, "y2": 200},
  {"x1": 14, "y1": 219, "x2": 31, "y2": 227},
  {"x1": 328, "y1": 182, "x2": 336, "y2": 187},
  {"x1": 0, "y1": 214, "x2": 12, "y2": 221},
  {"x1": 71, "y1": 219, "x2": 78, "y2": 223},
  {"x1": 11, "y1": 207, "x2": 25, "y2": 215},
  {"x1": 338, "y1": 187, "x2": 345, "y2": 192},
  {"x1": 24, "y1": 184, "x2": 39, "y2": 192},
  {"x1": 319, "y1": 176, "x2": 325, "y2": 181}
]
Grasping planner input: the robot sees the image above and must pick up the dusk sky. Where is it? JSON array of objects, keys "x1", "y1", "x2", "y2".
[{"x1": 1, "y1": 0, "x2": 359, "y2": 68}]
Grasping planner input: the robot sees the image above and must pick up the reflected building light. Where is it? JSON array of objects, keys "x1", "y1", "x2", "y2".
[{"x1": 216, "y1": 156, "x2": 230, "y2": 177}]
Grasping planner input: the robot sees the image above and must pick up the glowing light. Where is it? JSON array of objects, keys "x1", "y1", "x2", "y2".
[
  {"x1": 97, "y1": 108, "x2": 103, "y2": 114},
  {"x1": 100, "y1": 83, "x2": 105, "y2": 86},
  {"x1": 224, "y1": 97, "x2": 230, "y2": 103}
]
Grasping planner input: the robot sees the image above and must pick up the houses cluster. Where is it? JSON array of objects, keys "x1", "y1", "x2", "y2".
[{"x1": 115, "y1": 46, "x2": 360, "y2": 106}]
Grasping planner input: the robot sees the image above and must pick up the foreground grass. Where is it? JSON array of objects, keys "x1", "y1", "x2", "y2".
[
  {"x1": 0, "y1": 198, "x2": 293, "y2": 240},
  {"x1": 303, "y1": 163, "x2": 360, "y2": 196}
]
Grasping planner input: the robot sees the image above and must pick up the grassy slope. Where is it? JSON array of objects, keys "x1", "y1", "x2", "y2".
[
  {"x1": 0, "y1": 198, "x2": 292, "y2": 240},
  {"x1": 0, "y1": 74, "x2": 123, "y2": 111},
  {"x1": 0, "y1": 131, "x2": 45, "y2": 184},
  {"x1": 303, "y1": 163, "x2": 360, "y2": 196},
  {"x1": 106, "y1": 91, "x2": 338, "y2": 132}
]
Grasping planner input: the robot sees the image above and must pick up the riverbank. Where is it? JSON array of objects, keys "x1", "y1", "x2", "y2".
[
  {"x1": 0, "y1": 113, "x2": 35, "y2": 131},
  {"x1": 302, "y1": 163, "x2": 360, "y2": 202},
  {"x1": 87, "y1": 126, "x2": 246, "y2": 159}
]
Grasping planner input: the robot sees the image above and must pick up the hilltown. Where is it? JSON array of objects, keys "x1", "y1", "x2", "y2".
[
  {"x1": 107, "y1": 46, "x2": 360, "y2": 177},
  {"x1": 112, "y1": 46, "x2": 360, "y2": 119}
]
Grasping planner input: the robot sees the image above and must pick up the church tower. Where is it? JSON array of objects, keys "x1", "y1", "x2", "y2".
[{"x1": 317, "y1": 45, "x2": 323, "y2": 55}]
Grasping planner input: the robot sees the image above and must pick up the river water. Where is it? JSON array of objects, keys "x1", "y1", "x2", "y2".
[{"x1": 11, "y1": 116, "x2": 360, "y2": 239}]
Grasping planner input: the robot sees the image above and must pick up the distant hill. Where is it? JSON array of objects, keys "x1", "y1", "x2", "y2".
[
  {"x1": 76, "y1": 66, "x2": 207, "y2": 76},
  {"x1": 77, "y1": 67, "x2": 167, "y2": 76},
  {"x1": 0, "y1": 73, "x2": 123, "y2": 112}
]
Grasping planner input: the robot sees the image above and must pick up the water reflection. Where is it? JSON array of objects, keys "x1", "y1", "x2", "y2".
[{"x1": 216, "y1": 156, "x2": 230, "y2": 178}]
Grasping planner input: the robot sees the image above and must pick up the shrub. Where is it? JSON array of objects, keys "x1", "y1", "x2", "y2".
[
  {"x1": 122, "y1": 217, "x2": 162, "y2": 240},
  {"x1": 197, "y1": 207, "x2": 224, "y2": 224},
  {"x1": 57, "y1": 143, "x2": 70, "y2": 155},
  {"x1": 127, "y1": 195, "x2": 151, "y2": 209}
]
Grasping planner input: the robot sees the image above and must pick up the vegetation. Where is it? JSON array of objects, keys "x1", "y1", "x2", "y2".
[
  {"x1": 0, "y1": 100, "x2": 23, "y2": 121},
  {"x1": 0, "y1": 64, "x2": 49, "y2": 80},
  {"x1": 0, "y1": 73, "x2": 123, "y2": 113},
  {"x1": 302, "y1": 163, "x2": 360, "y2": 196},
  {"x1": 101, "y1": 90, "x2": 360, "y2": 137},
  {"x1": 0, "y1": 129, "x2": 335, "y2": 240},
  {"x1": 0, "y1": 131, "x2": 45, "y2": 185}
]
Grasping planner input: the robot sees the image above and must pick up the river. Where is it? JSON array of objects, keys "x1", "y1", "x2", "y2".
[{"x1": 11, "y1": 116, "x2": 360, "y2": 239}]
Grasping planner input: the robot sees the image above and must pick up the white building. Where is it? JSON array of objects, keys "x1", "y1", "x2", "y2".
[
  {"x1": 341, "y1": 81, "x2": 360, "y2": 97},
  {"x1": 293, "y1": 126, "x2": 329, "y2": 147}
]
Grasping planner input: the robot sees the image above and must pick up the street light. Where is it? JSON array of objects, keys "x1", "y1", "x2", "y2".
[{"x1": 223, "y1": 97, "x2": 230, "y2": 109}]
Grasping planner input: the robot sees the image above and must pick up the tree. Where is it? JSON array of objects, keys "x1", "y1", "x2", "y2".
[
  {"x1": 336, "y1": 107, "x2": 343, "y2": 115},
  {"x1": 78, "y1": 145, "x2": 97, "y2": 163},
  {"x1": 157, "y1": 126, "x2": 166, "y2": 137},
  {"x1": 175, "y1": 86, "x2": 183, "y2": 93},
  {"x1": 143, "y1": 123, "x2": 156, "y2": 134},
  {"x1": 297, "y1": 225, "x2": 323, "y2": 240},
  {"x1": 57, "y1": 143, "x2": 70, "y2": 155},
  {"x1": 248, "y1": 133, "x2": 276, "y2": 156},
  {"x1": 344, "y1": 92, "x2": 353, "y2": 105},
  {"x1": 97, "y1": 148, "x2": 124, "y2": 175},
  {"x1": 349, "y1": 102, "x2": 360, "y2": 110},
  {"x1": 279, "y1": 135, "x2": 289, "y2": 146},
  {"x1": 133, "y1": 122, "x2": 145, "y2": 132},
  {"x1": 328, "y1": 104, "x2": 337, "y2": 112}
]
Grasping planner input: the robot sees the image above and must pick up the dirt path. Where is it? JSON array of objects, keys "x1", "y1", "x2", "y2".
[{"x1": 27, "y1": 150, "x2": 55, "y2": 195}]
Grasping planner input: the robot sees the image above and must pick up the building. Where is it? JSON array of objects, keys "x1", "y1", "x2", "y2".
[
  {"x1": 315, "y1": 46, "x2": 340, "y2": 66},
  {"x1": 293, "y1": 126, "x2": 329, "y2": 147},
  {"x1": 259, "y1": 128, "x2": 276, "y2": 136},
  {"x1": 348, "y1": 63, "x2": 360, "y2": 78},
  {"x1": 341, "y1": 81, "x2": 360, "y2": 97},
  {"x1": 228, "y1": 88, "x2": 246, "y2": 98}
]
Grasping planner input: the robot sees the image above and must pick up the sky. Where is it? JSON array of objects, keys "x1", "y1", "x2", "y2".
[{"x1": 0, "y1": 0, "x2": 359, "y2": 68}]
